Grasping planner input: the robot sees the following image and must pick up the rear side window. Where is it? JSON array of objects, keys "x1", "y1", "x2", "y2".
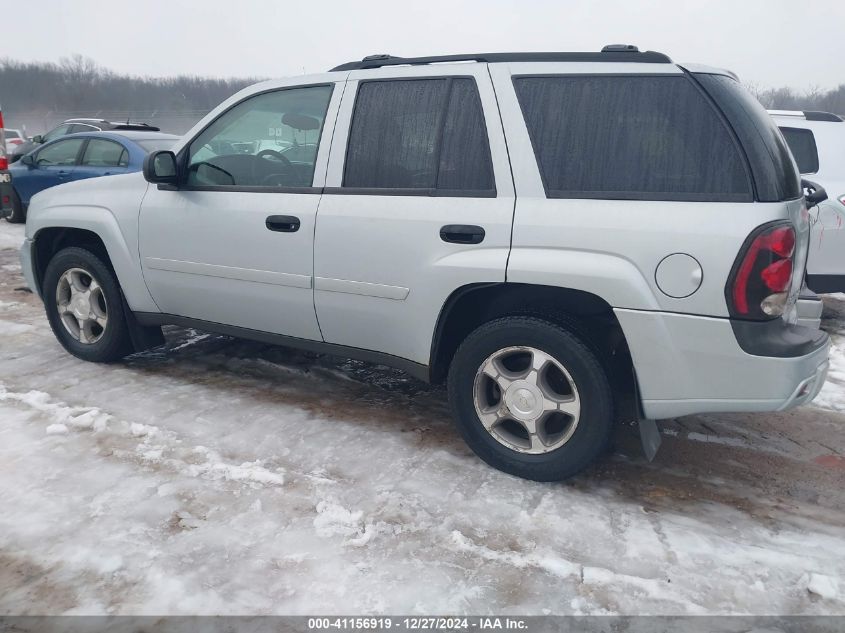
[
  {"x1": 343, "y1": 78, "x2": 494, "y2": 194},
  {"x1": 779, "y1": 127, "x2": 819, "y2": 174},
  {"x1": 513, "y1": 75, "x2": 752, "y2": 201},
  {"x1": 81, "y1": 139, "x2": 128, "y2": 167},
  {"x1": 695, "y1": 74, "x2": 801, "y2": 202},
  {"x1": 70, "y1": 124, "x2": 100, "y2": 134}
]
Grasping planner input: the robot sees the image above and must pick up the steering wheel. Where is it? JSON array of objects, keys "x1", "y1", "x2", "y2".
[
  {"x1": 256, "y1": 149, "x2": 292, "y2": 166},
  {"x1": 252, "y1": 149, "x2": 293, "y2": 186}
]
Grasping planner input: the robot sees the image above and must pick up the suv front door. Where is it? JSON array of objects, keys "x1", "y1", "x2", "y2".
[
  {"x1": 138, "y1": 79, "x2": 343, "y2": 340},
  {"x1": 313, "y1": 65, "x2": 515, "y2": 366}
]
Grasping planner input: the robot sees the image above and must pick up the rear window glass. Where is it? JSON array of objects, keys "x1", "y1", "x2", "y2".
[
  {"x1": 3, "y1": 130, "x2": 20, "y2": 139},
  {"x1": 513, "y1": 75, "x2": 751, "y2": 201},
  {"x1": 779, "y1": 127, "x2": 819, "y2": 174},
  {"x1": 695, "y1": 74, "x2": 801, "y2": 202},
  {"x1": 81, "y1": 139, "x2": 127, "y2": 167},
  {"x1": 343, "y1": 78, "x2": 494, "y2": 193}
]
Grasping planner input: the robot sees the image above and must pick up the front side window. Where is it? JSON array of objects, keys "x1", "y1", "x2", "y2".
[
  {"x1": 343, "y1": 78, "x2": 494, "y2": 193},
  {"x1": 779, "y1": 127, "x2": 819, "y2": 174},
  {"x1": 36, "y1": 138, "x2": 85, "y2": 166},
  {"x1": 187, "y1": 85, "x2": 333, "y2": 188},
  {"x1": 514, "y1": 75, "x2": 752, "y2": 201},
  {"x1": 81, "y1": 139, "x2": 128, "y2": 167}
]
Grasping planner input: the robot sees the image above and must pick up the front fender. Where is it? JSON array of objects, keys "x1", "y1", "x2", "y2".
[{"x1": 26, "y1": 175, "x2": 160, "y2": 313}]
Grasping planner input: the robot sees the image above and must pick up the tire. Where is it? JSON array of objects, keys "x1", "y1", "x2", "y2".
[
  {"x1": 42, "y1": 247, "x2": 133, "y2": 362},
  {"x1": 447, "y1": 316, "x2": 613, "y2": 481},
  {"x1": 3, "y1": 190, "x2": 25, "y2": 223}
]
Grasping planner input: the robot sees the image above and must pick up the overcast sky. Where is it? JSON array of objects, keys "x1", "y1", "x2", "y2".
[{"x1": 4, "y1": 0, "x2": 843, "y2": 90}]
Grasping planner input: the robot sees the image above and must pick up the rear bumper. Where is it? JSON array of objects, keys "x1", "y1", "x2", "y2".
[{"x1": 615, "y1": 308, "x2": 830, "y2": 419}]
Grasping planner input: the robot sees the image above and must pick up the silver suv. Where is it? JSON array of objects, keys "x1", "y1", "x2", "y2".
[{"x1": 20, "y1": 46, "x2": 831, "y2": 480}]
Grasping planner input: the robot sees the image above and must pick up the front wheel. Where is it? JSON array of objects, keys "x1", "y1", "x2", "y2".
[
  {"x1": 447, "y1": 316, "x2": 613, "y2": 481},
  {"x1": 3, "y1": 190, "x2": 25, "y2": 223},
  {"x1": 42, "y1": 247, "x2": 134, "y2": 362}
]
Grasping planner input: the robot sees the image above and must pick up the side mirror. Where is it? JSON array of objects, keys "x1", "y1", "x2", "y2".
[
  {"x1": 802, "y1": 178, "x2": 828, "y2": 209},
  {"x1": 32, "y1": 135, "x2": 43, "y2": 144},
  {"x1": 143, "y1": 150, "x2": 179, "y2": 186},
  {"x1": 20, "y1": 154, "x2": 35, "y2": 167}
]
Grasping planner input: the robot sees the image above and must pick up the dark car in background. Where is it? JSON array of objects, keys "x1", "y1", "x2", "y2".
[
  {"x1": 1, "y1": 130, "x2": 177, "y2": 223},
  {"x1": 8, "y1": 118, "x2": 160, "y2": 163}
]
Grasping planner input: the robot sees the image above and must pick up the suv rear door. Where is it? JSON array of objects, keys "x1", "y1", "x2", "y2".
[{"x1": 313, "y1": 64, "x2": 515, "y2": 366}]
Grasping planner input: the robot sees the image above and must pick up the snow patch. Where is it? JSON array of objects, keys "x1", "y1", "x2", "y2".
[
  {"x1": 182, "y1": 447, "x2": 285, "y2": 487},
  {"x1": 450, "y1": 530, "x2": 580, "y2": 580},
  {"x1": 1, "y1": 383, "x2": 285, "y2": 490},
  {"x1": 806, "y1": 573, "x2": 841, "y2": 601},
  {"x1": 0, "y1": 224, "x2": 24, "y2": 250},
  {"x1": 0, "y1": 319, "x2": 34, "y2": 335},
  {"x1": 314, "y1": 500, "x2": 375, "y2": 546}
]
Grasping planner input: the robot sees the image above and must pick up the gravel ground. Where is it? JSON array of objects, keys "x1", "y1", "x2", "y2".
[{"x1": 0, "y1": 221, "x2": 843, "y2": 615}]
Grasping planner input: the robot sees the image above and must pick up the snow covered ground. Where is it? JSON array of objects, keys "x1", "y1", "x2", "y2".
[{"x1": 0, "y1": 220, "x2": 844, "y2": 615}]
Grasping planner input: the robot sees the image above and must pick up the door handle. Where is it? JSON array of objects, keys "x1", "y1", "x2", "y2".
[
  {"x1": 266, "y1": 215, "x2": 300, "y2": 232},
  {"x1": 440, "y1": 224, "x2": 485, "y2": 244}
]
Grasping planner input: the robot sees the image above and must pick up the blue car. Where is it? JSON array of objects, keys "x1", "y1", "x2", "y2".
[{"x1": 1, "y1": 130, "x2": 178, "y2": 223}]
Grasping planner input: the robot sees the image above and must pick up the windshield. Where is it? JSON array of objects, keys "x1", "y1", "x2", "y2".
[{"x1": 137, "y1": 139, "x2": 176, "y2": 153}]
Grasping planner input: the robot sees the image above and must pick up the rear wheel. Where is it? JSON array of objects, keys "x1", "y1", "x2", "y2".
[
  {"x1": 43, "y1": 247, "x2": 133, "y2": 362},
  {"x1": 447, "y1": 316, "x2": 613, "y2": 481}
]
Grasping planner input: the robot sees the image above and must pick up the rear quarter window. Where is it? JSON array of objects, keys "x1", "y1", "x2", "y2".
[
  {"x1": 778, "y1": 127, "x2": 819, "y2": 174},
  {"x1": 694, "y1": 74, "x2": 801, "y2": 202},
  {"x1": 513, "y1": 75, "x2": 752, "y2": 201}
]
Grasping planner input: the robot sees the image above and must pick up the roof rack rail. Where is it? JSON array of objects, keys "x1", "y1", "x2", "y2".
[
  {"x1": 803, "y1": 110, "x2": 843, "y2": 123},
  {"x1": 330, "y1": 47, "x2": 672, "y2": 71}
]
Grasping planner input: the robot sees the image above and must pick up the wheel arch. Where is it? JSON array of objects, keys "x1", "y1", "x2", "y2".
[
  {"x1": 29, "y1": 210, "x2": 158, "y2": 312},
  {"x1": 429, "y1": 283, "x2": 637, "y2": 415}
]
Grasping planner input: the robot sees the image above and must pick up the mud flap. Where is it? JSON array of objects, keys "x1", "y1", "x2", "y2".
[
  {"x1": 631, "y1": 368, "x2": 661, "y2": 462},
  {"x1": 121, "y1": 292, "x2": 165, "y2": 352},
  {"x1": 639, "y1": 418, "x2": 661, "y2": 462}
]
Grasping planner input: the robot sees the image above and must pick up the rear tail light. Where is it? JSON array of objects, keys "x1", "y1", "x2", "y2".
[
  {"x1": 727, "y1": 222, "x2": 796, "y2": 319},
  {"x1": 839, "y1": 195, "x2": 845, "y2": 208}
]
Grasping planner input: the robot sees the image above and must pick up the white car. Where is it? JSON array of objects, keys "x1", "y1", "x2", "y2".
[
  {"x1": 1, "y1": 128, "x2": 26, "y2": 150},
  {"x1": 20, "y1": 47, "x2": 830, "y2": 481},
  {"x1": 770, "y1": 110, "x2": 845, "y2": 292}
]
